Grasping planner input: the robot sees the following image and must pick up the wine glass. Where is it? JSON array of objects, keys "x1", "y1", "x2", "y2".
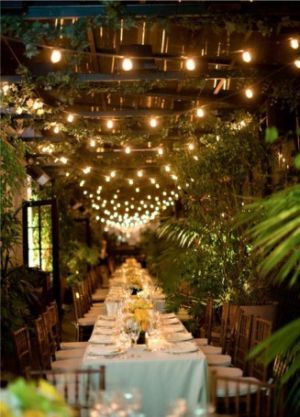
[{"x1": 129, "y1": 322, "x2": 140, "y2": 347}]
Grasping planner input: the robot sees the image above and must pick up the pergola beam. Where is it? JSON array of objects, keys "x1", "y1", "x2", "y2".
[{"x1": 1, "y1": 69, "x2": 249, "y2": 84}]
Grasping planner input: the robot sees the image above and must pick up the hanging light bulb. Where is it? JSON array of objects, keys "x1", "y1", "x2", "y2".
[
  {"x1": 242, "y1": 50, "x2": 252, "y2": 63},
  {"x1": 125, "y1": 146, "x2": 131, "y2": 154},
  {"x1": 122, "y1": 58, "x2": 133, "y2": 71},
  {"x1": 135, "y1": 187, "x2": 140, "y2": 193},
  {"x1": 128, "y1": 178, "x2": 134, "y2": 185},
  {"x1": 244, "y1": 87, "x2": 254, "y2": 99},
  {"x1": 164, "y1": 165, "x2": 171, "y2": 172},
  {"x1": 67, "y1": 113, "x2": 74, "y2": 123},
  {"x1": 82, "y1": 166, "x2": 91, "y2": 174},
  {"x1": 294, "y1": 58, "x2": 300, "y2": 69},
  {"x1": 196, "y1": 107, "x2": 205, "y2": 118},
  {"x1": 149, "y1": 117, "x2": 158, "y2": 128},
  {"x1": 50, "y1": 49, "x2": 62, "y2": 64},
  {"x1": 150, "y1": 178, "x2": 156, "y2": 184},
  {"x1": 185, "y1": 58, "x2": 196, "y2": 71},
  {"x1": 60, "y1": 156, "x2": 68, "y2": 164},
  {"x1": 290, "y1": 38, "x2": 299, "y2": 50},
  {"x1": 157, "y1": 147, "x2": 164, "y2": 155},
  {"x1": 137, "y1": 170, "x2": 143, "y2": 177},
  {"x1": 106, "y1": 119, "x2": 114, "y2": 129}
]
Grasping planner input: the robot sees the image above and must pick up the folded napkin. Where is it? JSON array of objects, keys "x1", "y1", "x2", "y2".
[
  {"x1": 87, "y1": 345, "x2": 120, "y2": 357},
  {"x1": 89, "y1": 334, "x2": 115, "y2": 344},
  {"x1": 98, "y1": 315, "x2": 116, "y2": 321},
  {"x1": 162, "y1": 324, "x2": 184, "y2": 333},
  {"x1": 166, "y1": 342, "x2": 198, "y2": 354},
  {"x1": 161, "y1": 313, "x2": 176, "y2": 319},
  {"x1": 95, "y1": 320, "x2": 114, "y2": 328},
  {"x1": 161, "y1": 317, "x2": 179, "y2": 325},
  {"x1": 166, "y1": 332, "x2": 193, "y2": 343},
  {"x1": 94, "y1": 328, "x2": 118, "y2": 335}
]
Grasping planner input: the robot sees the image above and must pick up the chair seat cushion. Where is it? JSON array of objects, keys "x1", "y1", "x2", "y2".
[
  {"x1": 194, "y1": 338, "x2": 208, "y2": 346},
  {"x1": 51, "y1": 358, "x2": 82, "y2": 370},
  {"x1": 61, "y1": 341, "x2": 89, "y2": 350},
  {"x1": 206, "y1": 354, "x2": 231, "y2": 366},
  {"x1": 216, "y1": 377, "x2": 259, "y2": 397},
  {"x1": 201, "y1": 345, "x2": 222, "y2": 354},
  {"x1": 209, "y1": 366, "x2": 243, "y2": 378},
  {"x1": 55, "y1": 348, "x2": 85, "y2": 360}
]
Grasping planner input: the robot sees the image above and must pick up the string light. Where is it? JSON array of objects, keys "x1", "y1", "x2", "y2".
[
  {"x1": 82, "y1": 166, "x2": 91, "y2": 174},
  {"x1": 65, "y1": 172, "x2": 70, "y2": 177},
  {"x1": 157, "y1": 147, "x2": 164, "y2": 155},
  {"x1": 294, "y1": 59, "x2": 300, "y2": 69},
  {"x1": 2, "y1": 83, "x2": 10, "y2": 95},
  {"x1": 79, "y1": 180, "x2": 85, "y2": 187},
  {"x1": 149, "y1": 117, "x2": 158, "y2": 128},
  {"x1": 105, "y1": 176, "x2": 111, "y2": 182},
  {"x1": 60, "y1": 156, "x2": 68, "y2": 164},
  {"x1": 135, "y1": 187, "x2": 140, "y2": 193},
  {"x1": 53, "y1": 125, "x2": 60, "y2": 134},
  {"x1": 137, "y1": 170, "x2": 143, "y2": 177},
  {"x1": 110, "y1": 170, "x2": 116, "y2": 178},
  {"x1": 106, "y1": 119, "x2": 114, "y2": 129},
  {"x1": 89, "y1": 139, "x2": 96, "y2": 147},
  {"x1": 242, "y1": 50, "x2": 252, "y2": 63},
  {"x1": 150, "y1": 178, "x2": 156, "y2": 184},
  {"x1": 128, "y1": 178, "x2": 134, "y2": 185},
  {"x1": 290, "y1": 38, "x2": 299, "y2": 49},
  {"x1": 196, "y1": 107, "x2": 205, "y2": 118},
  {"x1": 67, "y1": 113, "x2": 74, "y2": 123},
  {"x1": 50, "y1": 49, "x2": 62, "y2": 63},
  {"x1": 188, "y1": 143, "x2": 195, "y2": 151},
  {"x1": 244, "y1": 87, "x2": 254, "y2": 99},
  {"x1": 122, "y1": 58, "x2": 133, "y2": 71},
  {"x1": 164, "y1": 165, "x2": 171, "y2": 172},
  {"x1": 125, "y1": 146, "x2": 131, "y2": 154},
  {"x1": 185, "y1": 58, "x2": 196, "y2": 71}
]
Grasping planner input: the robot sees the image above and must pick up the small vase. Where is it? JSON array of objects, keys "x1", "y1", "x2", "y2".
[{"x1": 137, "y1": 330, "x2": 146, "y2": 344}]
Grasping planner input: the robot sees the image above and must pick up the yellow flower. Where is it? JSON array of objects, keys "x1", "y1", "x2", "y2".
[
  {"x1": 0, "y1": 401, "x2": 14, "y2": 417},
  {"x1": 23, "y1": 410, "x2": 45, "y2": 417},
  {"x1": 37, "y1": 380, "x2": 63, "y2": 402}
]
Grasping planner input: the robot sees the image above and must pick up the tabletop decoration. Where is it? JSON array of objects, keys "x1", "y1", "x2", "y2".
[
  {"x1": 123, "y1": 298, "x2": 154, "y2": 344},
  {"x1": 0, "y1": 378, "x2": 73, "y2": 417}
]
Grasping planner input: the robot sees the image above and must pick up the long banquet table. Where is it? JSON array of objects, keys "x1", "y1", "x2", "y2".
[{"x1": 81, "y1": 263, "x2": 208, "y2": 417}]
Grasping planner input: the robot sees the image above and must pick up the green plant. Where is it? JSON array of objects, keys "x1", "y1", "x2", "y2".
[{"x1": 241, "y1": 183, "x2": 300, "y2": 415}]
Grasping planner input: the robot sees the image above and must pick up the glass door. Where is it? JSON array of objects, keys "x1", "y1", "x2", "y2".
[{"x1": 22, "y1": 198, "x2": 60, "y2": 308}]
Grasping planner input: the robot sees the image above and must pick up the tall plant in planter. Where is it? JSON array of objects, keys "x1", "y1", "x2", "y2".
[{"x1": 152, "y1": 112, "x2": 273, "y2": 315}]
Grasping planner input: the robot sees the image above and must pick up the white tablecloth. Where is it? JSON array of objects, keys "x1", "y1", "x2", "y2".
[{"x1": 82, "y1": 340, "x2": 208, "y2": 417}]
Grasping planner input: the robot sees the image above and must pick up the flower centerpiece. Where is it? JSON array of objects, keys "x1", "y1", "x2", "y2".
[
  {"x1": 123, "y1": 299, "x2": 154, "y2": 344},
  {"x1": 0, "y1": 378, "x2": 73, "y2": 417},
  {"x1": 127, "y1": 275, "x2": 143, "y2": 295}
]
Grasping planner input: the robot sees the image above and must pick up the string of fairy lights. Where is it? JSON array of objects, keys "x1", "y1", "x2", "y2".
[{"x1": 2, "y1": 34, "x2": 299, "y2": 232}]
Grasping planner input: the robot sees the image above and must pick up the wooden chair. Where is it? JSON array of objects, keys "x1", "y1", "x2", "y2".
[
  {"x1": 248, "y1": 317, "x2": 273, "y2": 381},
  {"x1": 34, "y1": 316, "x2": 52, "y2": 370},
  {"x1": 233, "y1": 314, "x2": 253, "y2": 373},
  {"x1": 13, "y1": 327, "x2": 32, "y2": 378},
  {"x1": 210, "y1": 372, "x2": 284, "y2": 417},
  {"x1": 30, "y1": 367, "x2": 106, "y2": 414}
]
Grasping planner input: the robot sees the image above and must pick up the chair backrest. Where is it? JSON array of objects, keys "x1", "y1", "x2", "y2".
[
  {"x1": 72, "y1": 286, "x2": 85, "y2": 320},
  {"x1": 48, "y1": 301, "x2": 61, "y2": 350},
  {"x1": 13, "y1": 327, "x2": 32, "y2": 378},
  {"x1": 249, "y1": 317, "x2": 273, "y2": 381},
  {"x1": 204, "y1": 296, "x2": 214, "y2": 343},
  {"x1": 42, "y1": 308, "x2": 57, "y2": 359},
  {"x1": 210, "y1": 372, "x2": 284, "y2": 417},
  {"x1": 233, "y1": 313, "x2": 253, "y2": 372},
  {"x1": 34, "y1": 316, "x2": 51, "y2": 370},
  {"x1": 30, "y1": 367, "x2": 106, "y2": 412}
]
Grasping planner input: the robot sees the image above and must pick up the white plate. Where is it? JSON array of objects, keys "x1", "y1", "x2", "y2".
[
  {"x1": 162, "y1": 317, "x2": 179, "y2": 325},
  {"x1": 96, "y1": 320, "x2": 113, "y2": 328},
  {"x1": 166, "y1": 342, "x2": 198, "y2": 354},
  {"x1": 94, "y1": 328, "x2": 117, "y2": 335},
  {"x1": 99, "y1": 315, "x2": 116, "y2": 321},
  {"x1": 161, "y1": 313, "x2": 176, "y2": 319},
  {"x1": 166, "y1": 332, "x2": 193, "y2": 343},
  {"x1": 89, "y1": 335, "x2": 115, "y2": 344},
  {"x1": 162, "y1": 324, "x2": 184, "y2": 333},
  {"x1": 87, "y1": 346, "x2": 121, "y2": 357}
]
